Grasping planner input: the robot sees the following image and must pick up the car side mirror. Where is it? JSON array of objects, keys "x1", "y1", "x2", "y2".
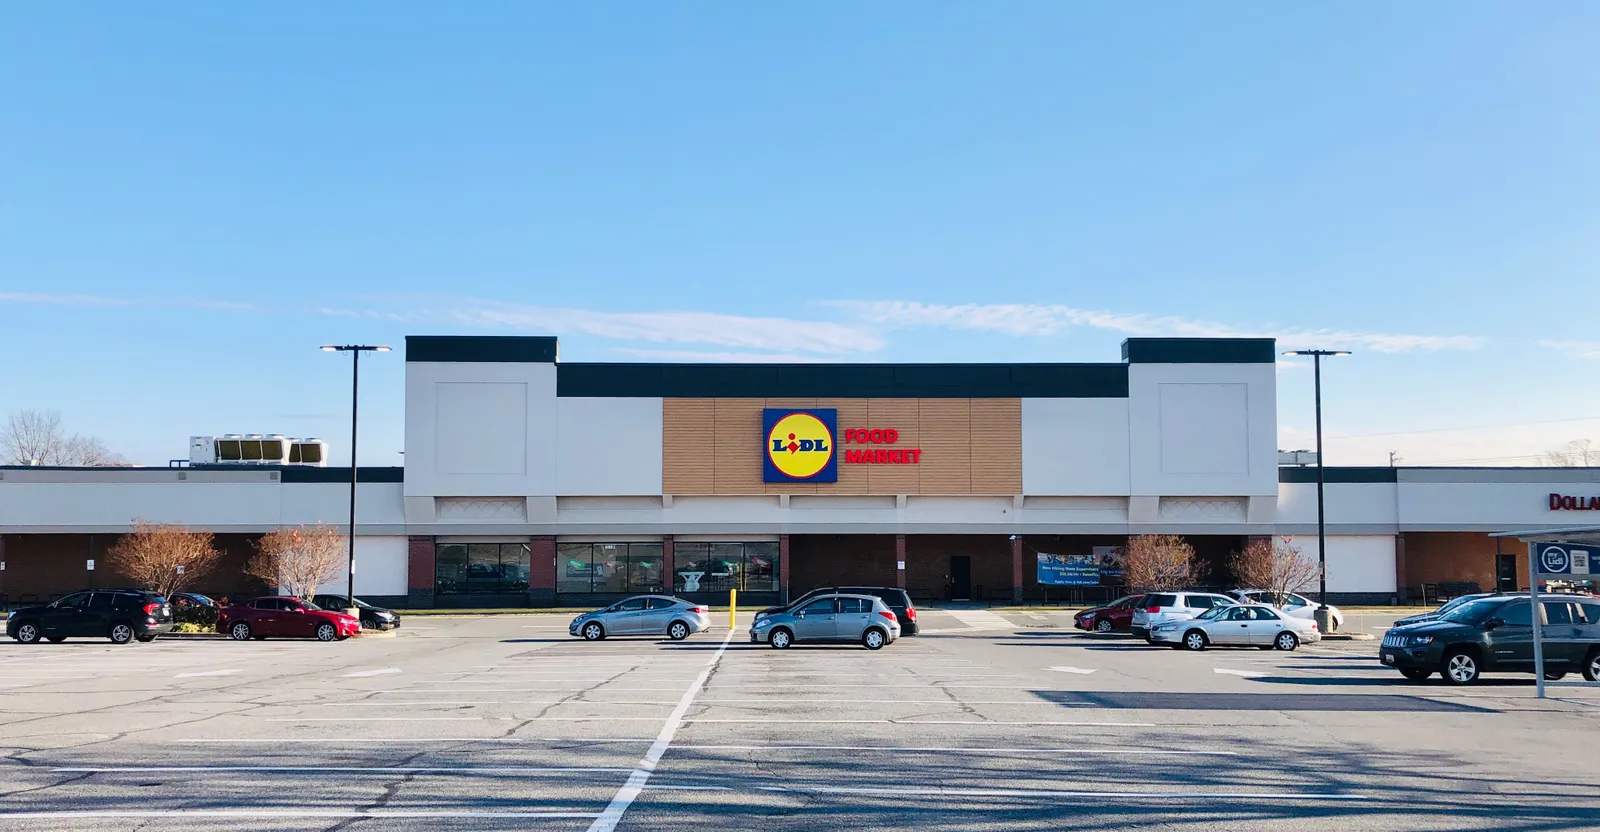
[
  {"x1": 1484, "y1": 618, "x2": 1503, "y2": 630},
  {"x1": 796, "y1": 611, "x2": 806, "y2": 618},
  {"x1": 293, "y1": 608, "x2": 305, "y2": 614}
]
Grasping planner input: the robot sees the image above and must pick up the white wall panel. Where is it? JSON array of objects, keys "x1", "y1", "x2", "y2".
[
  {"x1": 404, "y1": 361, "x2": 557, "y2": 498},
  {"x1": 1021, "y1": 398, "x2": 1130, "y2": 495},
  {"x1": 1276, "y1": 482, "x2": 1398, "y2": 528},
  {"x1": 1127, "y1": 363, "x2": 1277, "y2": 497},
  {"x1": 556, "y1": 397, "x2": 663, "y2": 496},
  {"x1": 1292, "y1": 535, "x2": 1397, "y2": 593},
  {"x1": 314, "y1": 536, "x2": 409, "y2": 597}
]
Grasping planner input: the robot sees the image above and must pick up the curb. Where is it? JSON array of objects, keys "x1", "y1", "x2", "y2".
[
  {"x1": 160, "y1": 632, "x2": 229, "y2": 640},
  {"x1": 1321, "y1": 632, "x2": 1376, "y2": 641}
]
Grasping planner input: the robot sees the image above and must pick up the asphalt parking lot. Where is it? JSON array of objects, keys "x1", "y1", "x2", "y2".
[{"x1": 1, "y1": 609, "x2": 1598, "y2": 831}]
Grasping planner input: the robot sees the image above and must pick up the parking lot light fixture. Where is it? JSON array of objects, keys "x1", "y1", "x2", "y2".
[
  {"x1": 1283, "y1": 349, "x2": 1351, "y2": 632},
  {"x1": 321, "y1": 345, "x2": 391, "y2": 615}
]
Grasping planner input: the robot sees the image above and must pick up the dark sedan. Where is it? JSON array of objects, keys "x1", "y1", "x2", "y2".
[
  {"x1": 1074, "y1": 594, "x2": 1147, "y2": 633},
  {"x1": 312, "y1": 595, "x2": 402, "y2": 631}
]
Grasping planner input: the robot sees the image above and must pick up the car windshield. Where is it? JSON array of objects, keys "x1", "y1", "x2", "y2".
[
  {"x1": 1436, "y1": 595, "x2": 1480, "y2": 614},
  {"x1": 1438, "y1": 598, "x2": 1501, "y2": 625},
  {"x1": 300, "y1": 601, "x2": 323, "y2": 611},
  {"x1": 1195, "y1": 606, "x2": 1228, "y2": 621}
]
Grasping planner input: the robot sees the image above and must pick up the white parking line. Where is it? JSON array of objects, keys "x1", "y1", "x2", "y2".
[
  {"x1": 0, "y1": 810, "x2": 601, "y2": 820},
  {"x1": 671, "y1": 745, "x2": 1237, "y2": 756},
  {"x1": 174, "y1": 669, "x2": 243, "y2": 678},
  {"x1": 341, "y1": 668, "x2": 402, "y2": 678},
  {"x1": 1049, "y1": 667, "x2": 1097, "y2": 674},
  {"x1": 587, "y1": 628, "x2": 736, "y2": 832},
  {"x1": 174, "y1": 737, "x2": 657, "y2": 744},
  {"x1": 1213, "y1": 668, "x2": 1267, "y2": 678},
  {"x1": 719, "y1": 784, "x2": 1367, "y2": 801},
  {"x1": 681, "y1": 719, "x2": 1155, "y2": 726},
  {"x1": 54, "y1": 766, "x2": 631, "y2": 774},
  {"x1": 266, "y1": 717, "x2": 484, "y2": 722}
]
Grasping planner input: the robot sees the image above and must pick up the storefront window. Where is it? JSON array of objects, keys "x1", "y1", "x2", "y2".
[
  {"x1": 555, "y1": 542, "x2": 666, "y2": 594},
  {"x1": 435, "y1": 543, "x2": 531, "y2": 595},
  {"x1": 674, "y1": 542, "x2": 780, "y2": 593}
]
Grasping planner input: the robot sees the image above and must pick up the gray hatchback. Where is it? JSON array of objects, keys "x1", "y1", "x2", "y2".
[
  {"x1": 569, "y1": 595, "x2": 712, "y2": 641},
  {"x1": 749, "y1": 593, "x2": 900, "y2": 650}
]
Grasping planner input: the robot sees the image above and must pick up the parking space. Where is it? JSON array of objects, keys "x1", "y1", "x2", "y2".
[{"x1": 1, "y1": 611, "x2": 1598, "y2": 830}]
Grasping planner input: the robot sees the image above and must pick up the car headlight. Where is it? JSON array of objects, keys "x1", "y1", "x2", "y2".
[
  {"x1": 752, "y1": 618, "x2": 772, "y2": 629},
  {"x1": 1404, "y1": 635, "x2": 1434, "y2": 647},
  {"x1": 1154, "y1": 624, "x2": 1178, "y2": 631},
  {"x1": 753, "y1": 612, "x2": 768, "y2": 621}
]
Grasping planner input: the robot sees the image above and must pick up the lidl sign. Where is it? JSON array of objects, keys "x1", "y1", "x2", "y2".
[{"x1": 763, "y1": 409, "x2": 838, "y2": 483}]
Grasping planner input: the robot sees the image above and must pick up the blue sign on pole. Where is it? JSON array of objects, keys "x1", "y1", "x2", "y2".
[
  {"x1": 1037, "y1": 553, "x2": 1099, "y2": 586},
  {"x1": 1534, "y1": 542, "x2": 1593, "y2": 576}
]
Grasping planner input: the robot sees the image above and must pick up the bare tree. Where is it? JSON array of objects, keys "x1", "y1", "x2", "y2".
[
  {"x1": 246, "y1": 524, "x2": 347, "y2": 600},
  {"x1": 1231, "y1": 536, "x2": 1319, "y2": 602},
  {"x1": 106, "y1": 521, "x2": 222, "y2": 598},
  {"x1": 0, "y1": 409, "x2": 125, "y2": 466},
  {"x1": 1544, "y1": 439, "x2": 1600, "y2": 467},
  {"x1": 1122, "y1": 534, "x2": 1199, "y2": 591}
]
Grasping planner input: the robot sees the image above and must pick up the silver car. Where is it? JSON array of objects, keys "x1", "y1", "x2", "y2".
[
  {"x1": 749, "y1": 593, "x2": 900, "y2": 650},
  {"x1": 569, "y1": 595, "x2": 711, "y2": 641}
]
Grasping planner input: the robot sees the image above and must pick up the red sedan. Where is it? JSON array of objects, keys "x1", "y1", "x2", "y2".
[
  {"x1": 1074, "y1": 594, "x2": 1147, "y2": 633},
  {"x1": 217, "y1": 597, "x2": 361, "y2": 642}
]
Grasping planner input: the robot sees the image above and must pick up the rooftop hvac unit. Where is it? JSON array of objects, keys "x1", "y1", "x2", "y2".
[
  {"x1": 190, "y1": 435, "x2": 330, "y2": 466},
  {"x1": 289, "y1": 438, "x2": 327, "y2": 466}
]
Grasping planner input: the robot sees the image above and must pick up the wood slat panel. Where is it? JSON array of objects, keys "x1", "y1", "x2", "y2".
[
  {"x1": 969, "y1": 398, "x2": 1022, "y2": 494},
  {"x1": 816, "y1": 397, "x2": 869, "y2": 495},
  {"x1": 662, "y1": 398, "x2": 716, "y2": 495},
  {"x1": 713, "y1": 399, "x2": 765, "y2": 494},
  {"x1": 866, "y1": 398, "x2": 921, "y2": 494},
  {"x1": 916, "y1": 399, "x2": 971, "y2": 494}
]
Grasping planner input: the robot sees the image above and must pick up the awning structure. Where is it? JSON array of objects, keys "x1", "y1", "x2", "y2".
[{"x1": 1486, "y1": 528, "x2": 1599, "y2": 698}]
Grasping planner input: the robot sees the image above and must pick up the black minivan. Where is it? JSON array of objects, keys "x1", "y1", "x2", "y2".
[
  {"x1": 754, "y1": 586, "x2": 918, "y2": 635},
  {"x1": 1380, "y1": 594, "x2": 1600, "y2": 684},
  {"x1": 6, "y1": 589, "x2": 175, "y2": 644}
]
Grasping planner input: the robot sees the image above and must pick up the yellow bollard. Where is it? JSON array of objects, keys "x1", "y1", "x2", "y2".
[{"x1": 729, "y1": 588, "x2": 738, "y2": 631}]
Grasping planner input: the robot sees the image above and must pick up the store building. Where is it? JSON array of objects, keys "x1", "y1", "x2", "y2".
[{"x1": 0, "y1": 335, "x2": 1594, "y2": 609}]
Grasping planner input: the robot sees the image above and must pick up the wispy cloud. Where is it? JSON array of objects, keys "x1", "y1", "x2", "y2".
[
  {"x1": 1539, "y1": 339, "x2": 1600, "y2": 359},
  {"x1": 331, "y1": 297, "x2": 885, "y2": 356},
  {"x1": 831, "y1": 300, "x2": 1484, "y2": 354},
  {"x1": 612, "y1": 348, "x2": 835, "y2": 363},
  {"x1": 0, "y1": 292, "x2": 134, "y2": 306}
]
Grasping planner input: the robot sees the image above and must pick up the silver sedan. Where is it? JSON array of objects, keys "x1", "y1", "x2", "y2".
[{"x1": 569, "y1": 595, "x2": 712, "y2": 641}]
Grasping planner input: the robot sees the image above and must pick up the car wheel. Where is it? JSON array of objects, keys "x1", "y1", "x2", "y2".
[
  {"x1": 109, "y1": 623, "x2": 134, "y2": 645},
  {"x1": 582, "y1": 622, "x2": 605, "y2": 641},
  {"x1": 316, "y1": 624, "x2": 337, "y2": 642},
  {"x1": 769, "y1": 628, "x2": 793, "y2": 649},
  {"x1": 1442, "y1": 650, "x2": 1480, "y2": 685},
  {"x1": 668, "y1": 621, "x2": 690, "y2": 641},
  {"x1": 136, "y1": 635, "x2": 156, "y2": 643},
  {"x1": 1584, "y1": 649, "x2": 1600, "y2": 682},
  {"x1": 1275, "y1": 631, "x2": 1299, "y2": 652},
  {"x1": 14, "y1": 623, "x2": 41, "y2": 644},
  {"x1": 1400, "y1": 668, "x2": 1431, "y2": 682},
  {"x1": 1543, "y1": 670, "x2": 1567, "y2": 681},
  {"x1": 229, "y1": 622, "x2": 252, "y2": 641},
  {"x1": 1183, "y1": 630, "x2": 1207, "y2": 651},
  {"x1": 1095, "y1": 619, "x2": 1114, "y2": 633},
  {"x1": 863, "y1": 628, "x2": 887, "y2": 650}
]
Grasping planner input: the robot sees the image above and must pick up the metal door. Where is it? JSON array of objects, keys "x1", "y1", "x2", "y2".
[
  {"x1": 42, "y1": 593, "x2": 91, "y2": 636},
  {"x1": 792, "y1": 598, "x2": 838, "y2": 641},
  {"x1": 1540, "y1": 601, "x2": 1584, "y2": 666},
  {"x1": 1213, "y1": 606, "x2": 1252, "y2": 645},
  {"x1": 608, "y1": 598, "x2": 650, "y2": 634},
  {"x1": 834, "y1": 597, "x2": 872, "y2": 641},
  {"x1": 1495, "y1": 555, "x2": 1518, "y2": 593},
  {"x1": 950, "y1": 557, "x2": 972, "y2": 601},
  {"x1": 80, "y1": 593, "x2": 117, "y2": 636},
  {"x1": 1485, "y1": 599, "x2": 1534, "y2": 668},
  {"x1": 637, "y1": 598, "x2": 676, "y2": 635},
  {"x1": 1243, "y1": 607, "x2": 1285, "y2": 645}
]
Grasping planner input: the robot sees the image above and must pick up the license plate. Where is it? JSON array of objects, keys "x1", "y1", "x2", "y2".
[{"x1": 1381, "y1": 653, "x2": 1395, "y2": 665}]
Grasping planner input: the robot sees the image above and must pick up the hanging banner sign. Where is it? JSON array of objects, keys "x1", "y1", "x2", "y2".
[{"x1": 1037, "y1": 553, "x2": 1099, "y2": 586}]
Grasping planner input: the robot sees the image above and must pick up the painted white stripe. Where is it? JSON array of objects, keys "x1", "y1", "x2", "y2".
[
  {"x1": 266, "y1": 717, "x2": 483, "y2": 722},
  {"x1": 0, "y1": 810, "x2": 600, "y2": 820},
  {"x1": 1049, "y1": 666, "x2": 1097, "y2": 674},
  {"x1": 746, "y1": 785, "x2": 1366, "y2": 801},
  {"x1": 946, "y1": 610, "x2": 1016, "y2": 630},
  {"x1": 1214, "y1": 668, "x2": 1268, "y2": 678},
  {"x1": 341, "y1": 668, "x2": 402, "y2": 678},
  {"x1": 586, "y1": 628, "x2": 736, "y2": 832},
  {"x1": 175, "y1": 737, "x2": 657, "y2": 744},
  {"x1": 53, "y1": 766, "x2": 630, "y2": 774},
  {"x1": 672, "y1": 745, "x2": 1237, "y2": 756},
  {"x1": 679, "y1": 719, "x2": 1154, "y2": 726},
  {"x1": 174, "y1": 669, "x2": 243, "y2": 678}
]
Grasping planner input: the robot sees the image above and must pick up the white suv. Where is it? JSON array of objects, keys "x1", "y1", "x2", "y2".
[{"x1": 1131, "y1": 592, "x2": 1238, "y2": 641}]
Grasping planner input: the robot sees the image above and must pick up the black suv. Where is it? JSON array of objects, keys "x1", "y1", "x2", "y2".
[
  {"x1": 1380, "y1": 594, "x2": 1600, "y2": 684},
  {"x1": 754, "y1": 586, "x2": 918, "y2": 635},
  {"x1": 6, "y1": 590, "x2": 175, "y2": 644},
  {"x1": 312, "y1": 594, "x2": 402, "y2": 631}
]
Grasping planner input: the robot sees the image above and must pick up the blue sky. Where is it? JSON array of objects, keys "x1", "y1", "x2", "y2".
[{"x1": 2, "y1": 4, "x2": 1598, "y2": 467}]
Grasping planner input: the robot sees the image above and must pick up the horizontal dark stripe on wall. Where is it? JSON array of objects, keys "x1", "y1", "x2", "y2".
[
  {"x1": 1122, "y1": 338, "x2": 1276, "y2": 364},
  {"x1": 557, "y1": 363, "x2": 1129, "y2": 398},
  {"x1": 1278, "y1": 467, "x2": 1398, "y2": 483},
  {"x1": 277, "y1": 467, "x2": 406, "y2": 483},
  {"x1": 407, "y1": 336, "x2": 559, "y2": 363}
]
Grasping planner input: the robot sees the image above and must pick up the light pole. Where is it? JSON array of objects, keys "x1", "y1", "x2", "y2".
[
  {"x1": 1283, "y1": 348, "x2": 1350, "y2": 633},
  {"x1": 321, "y1": 345, "x2": 391, "y2": 614}
]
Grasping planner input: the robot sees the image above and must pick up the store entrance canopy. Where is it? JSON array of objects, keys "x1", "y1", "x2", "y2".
[{"x1": 1488, "y1": 527, "x2": 1600, "y2": 698}]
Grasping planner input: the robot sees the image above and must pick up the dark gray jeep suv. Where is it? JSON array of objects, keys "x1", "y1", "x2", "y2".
[{"x1": 1380, "y1": 594, "x2": 1600, "y2": 684}]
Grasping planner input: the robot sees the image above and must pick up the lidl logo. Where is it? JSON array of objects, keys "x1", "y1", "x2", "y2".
[{"x1": 763, "y1": 409, "x2": 838, "y2": 483}]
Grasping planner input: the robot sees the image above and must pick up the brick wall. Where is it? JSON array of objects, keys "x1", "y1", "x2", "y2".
[
  {"x1": 529, "y1": 536, "x2": 556, "y2": 602},
  {"x1": 1402, "y1": 532, "x2": 1524, "y2": 594},
  {"x1": 789, "y1": 535, "x2": 896, "y2": 592},
  {"x1": 904, "y1": 535, "x2": 1013, "y2": 601},
  {"x1": 0, "y1": 533, "x2": 267, "y2": 606}
]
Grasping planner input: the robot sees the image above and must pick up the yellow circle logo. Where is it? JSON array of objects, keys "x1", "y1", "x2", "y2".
[{"x1": 767, "y1": 412, "x2": 834, "y2": 480}]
